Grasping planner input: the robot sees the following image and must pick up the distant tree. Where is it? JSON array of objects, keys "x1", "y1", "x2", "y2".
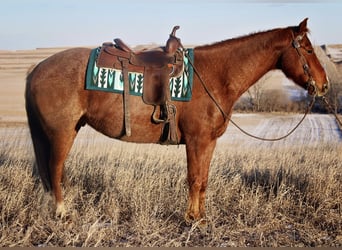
[
  {"x1": 246, "y1": 74, "x2": 270, "y2": 112},
  {"x1": 315, "y1": 45, "x2": 342, "y2": 113},
  {"x1": 324, "y1": 80, "x2": 342, "y2": 113}
]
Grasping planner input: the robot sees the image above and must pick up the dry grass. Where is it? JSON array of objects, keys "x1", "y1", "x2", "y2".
[
  {"x1": 0, "y1": 126, "x2": 341, "y2": 247},
  {"x1": 1, "y1": 43, "x2": 341, "y2": 247}
]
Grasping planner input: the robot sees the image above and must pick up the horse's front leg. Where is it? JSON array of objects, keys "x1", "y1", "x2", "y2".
[{"x1": 185, "y1": 137, "x2": 217, "y2": 223}]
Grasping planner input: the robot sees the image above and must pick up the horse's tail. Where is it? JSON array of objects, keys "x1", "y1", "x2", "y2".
[{"x1": 25, "y1": 67, "x2": 52, "y2": 192}]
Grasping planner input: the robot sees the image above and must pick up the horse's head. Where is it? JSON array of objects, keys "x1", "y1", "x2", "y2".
[{"x1": 278, "y1": 18, "x2": 329, "y2": 96}]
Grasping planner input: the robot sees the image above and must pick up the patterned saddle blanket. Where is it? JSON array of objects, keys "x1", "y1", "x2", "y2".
[{"x1": 85, "y1": 47, "x2": 194, "y2": 101}]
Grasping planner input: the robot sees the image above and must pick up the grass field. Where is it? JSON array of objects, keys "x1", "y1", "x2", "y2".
[{"x1": 0, "y1": 125, "x2": 341, "y2": 247}]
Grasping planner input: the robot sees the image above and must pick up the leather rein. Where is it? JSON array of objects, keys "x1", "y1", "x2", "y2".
[{"x1": 179, "y1": 34, "x2": 325, "y2": 142}]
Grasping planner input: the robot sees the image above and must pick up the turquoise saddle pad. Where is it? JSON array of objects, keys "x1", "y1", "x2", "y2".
[{"x1": 85, "y1": 47, "x2": 194, "y2": 101}]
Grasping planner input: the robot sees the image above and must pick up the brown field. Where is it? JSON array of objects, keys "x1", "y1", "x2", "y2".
[{"x1": 0, "y1": 47, "x2": 341, "y2": 247}]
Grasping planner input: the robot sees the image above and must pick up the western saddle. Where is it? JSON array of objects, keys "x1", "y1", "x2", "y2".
[{"x1": 96, "y1": 26, "x2": 184, "y2": 144}]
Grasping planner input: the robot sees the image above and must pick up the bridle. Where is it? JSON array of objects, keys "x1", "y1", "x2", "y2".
[
  {"x1": 291, "y1": 33, "x2": 318, "y2": 96},
  {"x1": 292, "y1": 34, "x2": 342, "y2": 130}
]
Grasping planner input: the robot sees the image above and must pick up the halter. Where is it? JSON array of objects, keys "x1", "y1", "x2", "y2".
[{"x1": 291, "y1": 33, "x2": 318, "y2": 96}]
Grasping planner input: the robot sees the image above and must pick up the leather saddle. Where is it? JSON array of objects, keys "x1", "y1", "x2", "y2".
[{"x1": 96, "y1": 26, "x2": 184, "y2": 144}]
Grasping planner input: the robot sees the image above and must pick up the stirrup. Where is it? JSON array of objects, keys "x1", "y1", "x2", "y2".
[
  {"x1": 152, "y1": 105, "x2": 167, "y2": 124},
  {"x1": 160, "y1": 102, "x2": 178, "y2": 145},
  {"x1": 151, "y1": 103, "x2": 174, "y2": 124}
]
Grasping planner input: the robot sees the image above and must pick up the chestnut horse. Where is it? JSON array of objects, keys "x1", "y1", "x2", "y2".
[{"x1": 25, "y1": 18, "x2": 328, "y2": 221}]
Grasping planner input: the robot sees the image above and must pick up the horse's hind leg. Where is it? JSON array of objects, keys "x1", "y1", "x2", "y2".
[{"x1": 49, "y1": 130, "x2": 77, "y2": 217}]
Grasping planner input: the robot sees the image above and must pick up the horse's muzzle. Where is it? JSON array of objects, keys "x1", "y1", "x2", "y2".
[{"x1": 307, "y1": 80, "x2": 329, "y2": 97}]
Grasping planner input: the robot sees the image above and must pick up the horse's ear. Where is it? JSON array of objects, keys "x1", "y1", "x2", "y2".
[{"x1": 298, "y1": 18, "x2": 309, "y2": 33}]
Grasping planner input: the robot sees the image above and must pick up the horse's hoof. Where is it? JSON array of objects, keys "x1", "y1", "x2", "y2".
[
  {"x1": 184, "y1": 213, "x2": 209, "y2": 230},
  {"x1": 184, "y1": 212, "x2": 196, "y2": 225},
  {"x1": 198, "y1": 219, "x2": 212, "y2": 234},
  {"x1": 56, "y1": 202, "x2": 66, "y2": 218}
]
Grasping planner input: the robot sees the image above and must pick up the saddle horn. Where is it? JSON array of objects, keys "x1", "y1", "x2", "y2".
[
  {"x1": 170, "y1": 26, "x2": 180, "y2": 37},
  {"x1": 165, "y1": 26, "x2": 181, "y2": 54}
]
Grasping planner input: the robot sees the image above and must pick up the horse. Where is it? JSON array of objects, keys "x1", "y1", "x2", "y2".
[{"x1": 25, "y1": 18, "x2": 329, "y2": 222}]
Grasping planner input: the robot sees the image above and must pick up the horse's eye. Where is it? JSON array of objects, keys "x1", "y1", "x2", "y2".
[{"x1": 307, "y1": 49, "x2": 313, "y2": 54}]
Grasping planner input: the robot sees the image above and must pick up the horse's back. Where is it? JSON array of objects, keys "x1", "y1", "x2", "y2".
[{"x1": 28, "y1": 47, "x2": 91, "y2": 85}]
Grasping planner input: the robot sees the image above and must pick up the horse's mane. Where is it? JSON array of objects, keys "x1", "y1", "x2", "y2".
[{"x1": 195, "y1": 24, "x2": 310, "y2": 50}]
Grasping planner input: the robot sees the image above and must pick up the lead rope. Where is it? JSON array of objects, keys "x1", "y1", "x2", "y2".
[{"x1": 180, "y1": 44, "x2": 316, "y2": 142}]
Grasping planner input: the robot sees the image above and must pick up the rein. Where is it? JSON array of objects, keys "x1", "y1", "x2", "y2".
[
  {"x1": 229, "y1": 97, "x2": 315, "y2": 141},
  {"x1": 180, "y1": 36, "x2": 320, "y2": 142},
  {"x1": 321, "y1": 96, "x2": 342, "y2": 129}
]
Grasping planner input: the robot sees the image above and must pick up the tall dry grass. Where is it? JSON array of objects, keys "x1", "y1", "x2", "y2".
[{"x1": 0, "y1": 126, "x2": 341, "y2": 247}]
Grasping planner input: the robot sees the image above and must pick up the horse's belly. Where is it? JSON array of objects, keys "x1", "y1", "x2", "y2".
[
  {"x1": 85, "y1": 94, "x2": 166, "y2": 143},
  {"x1": 88, "y1": 118, "x2": 164, "y2": 143}
]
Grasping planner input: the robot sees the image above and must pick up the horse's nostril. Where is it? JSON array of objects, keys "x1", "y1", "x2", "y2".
[
  {"x1": 321, "y1": 83, "x2": 329, "y2": 95},
  {"x1": 324, "y1": 83, "x2": 329, "y2": 91}
]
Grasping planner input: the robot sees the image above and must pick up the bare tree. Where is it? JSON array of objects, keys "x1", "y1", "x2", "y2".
[
  {"x1": 315, "y1": 45, "x2": 342, "y2": 113},
  {"x1": 246, "y1": 73, "x2": 270, "y2": 112}
]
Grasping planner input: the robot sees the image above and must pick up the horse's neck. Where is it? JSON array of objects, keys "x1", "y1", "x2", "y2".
[{"x1": 196, "y1": 28, "x2": 292, "y2": 100}]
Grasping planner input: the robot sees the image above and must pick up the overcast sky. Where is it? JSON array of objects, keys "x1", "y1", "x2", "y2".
[{"x1": 0, "y1": 0, "x2": 341, "y2": 50}]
